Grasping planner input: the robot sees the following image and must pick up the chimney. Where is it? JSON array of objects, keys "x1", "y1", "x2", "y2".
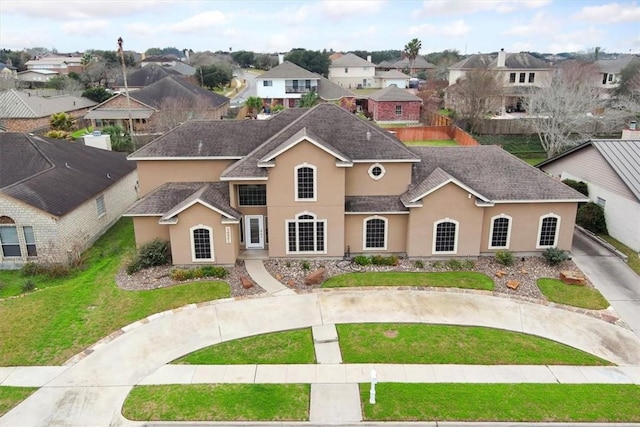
[
  {"x1": 497, "y1": 48, "x2": 506, "y2": 67},
  {"x1": 367, "y1": 55, "x2": 372, "y2": 63},
  {"x1": 278, "y1": 53, "x2": 284, "y2": 64}
]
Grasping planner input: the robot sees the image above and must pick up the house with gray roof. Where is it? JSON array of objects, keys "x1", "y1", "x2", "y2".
[
  {"x1": 124, "y1": 103, "x2": 585, "y2": 266},
  {"x1": 114, "y1": 63, "x2": 183, "y2": 90},
  {"x1": 329, "y1": 53, "x2": 377, "y2": 89},
  {"x1": 0, "y1": 133, "x2": 137, "y2": 268},
  {"x1": 594, "y1": 55, "x2": 640, "y2": 94},
  {"x1": 538, "y1": 131, "x2": 640, "y2": 252},
  {"x1": 0, "y1": 89, "x2": 97, "y2": 133},
  {"x1": 365, "y1": 84, "x2": 422, "y2": 123},
  {"x1": 85, "y1": 76, "x2": 229, "y2": 134}
]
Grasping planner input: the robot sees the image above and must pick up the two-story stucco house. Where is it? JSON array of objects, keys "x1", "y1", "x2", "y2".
[
  {"x1": 124, "y1": 103, "x2": 586, "y2": 266},
  {"x1": 447, "y1": 49, "x2": 554, "y2": 114},
  {"x1": 329, "y1": 53, "x2": 377, "y2": 89}
]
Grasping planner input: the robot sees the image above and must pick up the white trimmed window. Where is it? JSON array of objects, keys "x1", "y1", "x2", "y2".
[
  {"x1": 433, "y1": 218, "x2": 458, "y2": 254},
  {"x1": 263, "y1": 80, "x2": 273, "y2": 87},
  {"x1": 96, "y1": 195, "x2": 106, "y2": 217},
  {"x1": 294, "y1": 163, "x2": 317, "y2": 201},
  {"x1": 489, "y1": 214, "x2": 512, "y2": 249},
  {"x1": 368, "y1": 163, "x2": 386, "y2": 180},
  {"x1": 23, "y1": 226, "x2": 37, "y2": 257},
  {"x1": 238, "y1": 184, "x2": 267, "y2": 206},
  {"x1": 0, "y1": 216, "x2": 21, "y2": 257},
  {"x1": 363, "y1": 216, "x2": 388, "y2": 250},
  {"x1": 286, "y1": 212, "x2": 326, "y2": 254},
  {"x1": 395, "y1": 105, "x2": 402, "y2": 116},
  {"x1": 537, "y1": 214, "x2": 560, "y2": 248},
  {"x1": 191, "y1": 225, "x2": 214, "y2": 261}
]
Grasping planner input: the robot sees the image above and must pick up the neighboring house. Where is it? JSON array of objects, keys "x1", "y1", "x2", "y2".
[
  {"x1": 141, "y1": 55, "x2": 182, "y2": 68},
  {"x1": 0, "y1": 89, "x2": 97, "y2": 132},
  {"x1": 113, "y1": 63, "x2": 184, "y2": 91},
  {"x1": 377, "y1": 69, "x2": 410, "y2": 89},
  {"x1": 124, "y1": 103, "x2": 585, "y2": 266},
  {"x1": 17, "y1": 69, "x2": 60, "y2": 84},
  {"x1": 595, "y1": 55, "x2": 640, "y2": 94},
  {"x1": 24, "y1": 53, "x2": 83, "y2": 75},
  {"x1": 85, "y1": 76, "x2": 229, "y2": 133},
  {"x1": 447, "y1": 49, "x2": 553, "y2": 113},
  {"x1": 256, "y1": 61, "x2": 321, "y2": 108},
  {"x1": 377, "y1": 57, "x2": 436, "y2": 77},
  {"x1": 365, "y1": 85, "x2": 422, "y2": 123},
  {"x1": 0, "y1": 133, "x2": 137, "y2": 269},
  {"x1": 538, "y1": 131, "x2": 640, "y2": 252},
  {"x1": 0, "y1": 62, "x2": 18, "y2": 79},
  {"x1": 329, "y1": 53, "x2": 376, "y2": 89}
]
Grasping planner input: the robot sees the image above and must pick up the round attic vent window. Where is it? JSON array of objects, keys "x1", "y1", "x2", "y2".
[{"x1": 368, "y1": 163, "x2": 385, "y2": 180}]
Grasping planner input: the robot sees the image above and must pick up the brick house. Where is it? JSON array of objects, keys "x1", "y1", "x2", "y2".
[
  {"x1": 365, "y1": 85, "x2": 422, "y2": 123},
  {"x1": 0, "y1": 133, "x2": 137, "y2": 269},
  {"x1": 124, "y1": 103, "x2": 586, "y2": 266}
]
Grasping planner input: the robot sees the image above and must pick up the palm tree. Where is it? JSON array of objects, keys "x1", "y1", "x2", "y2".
[
  {"x1": 244, "y1": 96, "x2": 263, "y2": 118},
  {"x1": 404, "y1": 38, "x2": 422, "y2": 77}
]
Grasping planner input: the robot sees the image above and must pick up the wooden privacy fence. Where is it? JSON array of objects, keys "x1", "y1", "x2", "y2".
[{"x1": 385, "y1": 125, "x2": 479, "y2": 146}]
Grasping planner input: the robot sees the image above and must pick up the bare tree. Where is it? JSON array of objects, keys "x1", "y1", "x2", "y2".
[
  {"x1": 449, "y1": 68, "x2": 502, "y2": 134},
  {"x1": 526, "y1": 61, "x2": 624, "y2": 158},
  {"x1": 150, "y1": 95, "x2": 218, "y2": 133}
]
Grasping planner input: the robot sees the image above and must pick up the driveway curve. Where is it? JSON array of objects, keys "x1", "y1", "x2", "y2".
[{"x1": 3, "y1": 290, "x2": 640, "y2": 426}]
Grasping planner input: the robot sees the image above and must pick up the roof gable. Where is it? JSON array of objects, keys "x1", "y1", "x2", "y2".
[
  {"x1": 258, "y1": 127, "x2": 351, "y2": 164},
  {"x1": 129, "y1": 76, "x2": 229, "y2": 109},
  {"x1": 160, "y1": 183, "x2": 240, "y2": 222},
  {"x1": 331, "y1": 53, "x2": 373, "y2": 67},
  {"x1": 368, "y1": 85, "x2": 421, "y2": 102},
  {"x1": 0, "y1": 90, "x2": 97, "y2": 119},
  {"x1": 257, "y1": 61, "x2": 319, "y2": 80},
  {"x1": 401, "y1": 167, "x2": 489, "y2": 206}
]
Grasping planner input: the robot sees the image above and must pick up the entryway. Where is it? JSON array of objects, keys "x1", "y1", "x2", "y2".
[{"x1": 244, "y1": 215, "x2": 265, "y2": 249}]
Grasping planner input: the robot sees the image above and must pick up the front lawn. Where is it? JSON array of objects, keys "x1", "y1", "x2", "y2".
[
  {"x1": 123, "y1": 384, "x2": 309, "y2": 421},
  {"x1": 361, "y1": 383, "x2": 640, "y2": 422},
  {"x1": 0, "y1": 387, "x2": 37, "y2": 416},
  {"x1": 338, "y1": 323, "x2": 609, "y2": 365},
  {"x1": 537, "y1": 278, "x2": 609, "y2": 310},
  {"x1": 322, "y1": 272, "x2": 494, "y2": 290},
  {"x1": 174, "y1": 328, "x2": 315, "y2": 364},
  {"x1": 0, "y1": 218, "x2": 231, "y2": 366},
  {"x1": 403, "y1": 140, "x2": 458, "y2": 146}
]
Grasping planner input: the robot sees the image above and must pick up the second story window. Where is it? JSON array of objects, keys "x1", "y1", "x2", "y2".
[
  {"x1": 263, "y1": 80, "x2": 273, "y2": 87},
  {"x1": 238, "y1": 185, "x2": 267, "y2": 206},
  {"x1": 519, "y1": 72, "x2": 526, "y2": 83},
  {"x1": 528, "y1": 73, "x2": 535, "y2": 83},
  {"x1": 509, "y1": 73, "x2": 516, "y2": 83},
  {"x1": 295, "y1": 163, "x2": 316, "y2": 201}
]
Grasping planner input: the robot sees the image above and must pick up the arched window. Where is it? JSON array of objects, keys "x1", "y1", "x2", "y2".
[
  {"x1": 537, "y1": 214, "x2": 560, "y2": 248},
  {"x1": 433, "y1": 218, "x2": 458, "y2": 254},
  {"x1": 363, "y1": 216, "x2": 388, "y2": 250},
  {"x1": 286, "y1": 212, "x2": 326, "y2": 254},
  {"x1": 190, "y1": 225, "x2": 214, "y2": 261},
  {"x1": 0, "y1": 216, "x2": 21, "y2": 257},
  {"x1": 294, "y1": 163, "x2": 317, "y2": 201},
  {"x1": 489, "y1": 214, "x2": 512, "y2": 249}
]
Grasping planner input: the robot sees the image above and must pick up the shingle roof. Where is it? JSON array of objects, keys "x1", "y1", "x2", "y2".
[
  {"x1": 129, "y1": 76, "x2": 229, "y2": 109},
  {"x1": 449, "y1": 52, "x2": 551, "y2": 70},
  {"x1": 345, "y1": 196, "x2": 408, "y2": 213},
  {"x1": 0, "y1": 89, "x2": 97, "y2": 118},
  {"x1": 368, "y1": 85, "x2": 421, "y2": 102},
  {"x1": 449, "y1": 54, "x2": 496, "y2": 69},
  {"x1": 124, "y1": 182, "x2": 240, "y2": 219},
  {"x1": 221, "y1": 104, "x2": 419, "y2": 179},
  {"x1": 84, "y1": 109, "x2": 154, "y2": 120},
  {"x1": 0, "y1": 133, "x2": 136, "y2": 217},
  {"x1": 406, "y1": 146, "x2": 586, "y2": 202},
  {"x1": 596, "y1": 55, "x2": 640, "y2": 74},
  {"x1": 128, "y1": 108, "x2": 307, "y2": 159},
  {"x1": 331, "y1": 53, "x2": 373, "y2": 67},
  {"x1": 257, "y1": 61, "x2": 319, "y2": 80},
  {"x1": 116, "y1": 63, "x2": 182, "y2": 87},
  {"x1": 379, "y1": 70, "x2": 410, "y2": 79},
  {"x1": 316, "y1": 75, "x2": 354, "y2": 100},
  {"x1": 538, "y1": 139, "x2": 640, "y2": 201},
  {"x1": 391, "y1": 57, "x2": 436, "y2": 69}
]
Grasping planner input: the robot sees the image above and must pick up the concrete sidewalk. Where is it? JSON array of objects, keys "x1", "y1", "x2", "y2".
[{"x1": 4, "y1": 290, "x2": 640, "y2": 426}]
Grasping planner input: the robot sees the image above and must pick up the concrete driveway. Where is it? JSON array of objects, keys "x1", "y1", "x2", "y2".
[{"x1": 572, "y1": 229, "x2": 640, "y2": 337}]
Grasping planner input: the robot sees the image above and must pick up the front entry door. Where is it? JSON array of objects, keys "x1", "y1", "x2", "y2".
[{"x1": 245, "y1": 215, "x2": 264, "y2": 249}]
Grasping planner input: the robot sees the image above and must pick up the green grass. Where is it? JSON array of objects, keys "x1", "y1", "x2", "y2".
[
  {"x1": 0, "y1": 387, "x2": 37, "y2": 416},
  {"x1": 361, "y1": 383, "x2": 640, "y2": 422},
  {"x1": 0, "y1": 218, "x2": 231, "y2": 366},
  {"x1": 174, "y1": 328, "x2": 315, "y2": 364},
  {"x1": 123, "y1": 384, "x2": 309, "y2": 421},
  {"x1": 525, "y1": 157, "x2": 547, "y2": 166},
  {"x1": 338, "y1": 323, "x2": 609, "y2": 365},
  {"x1": 403, "y1": 140, "x2": 458, "y2": 146},
  {"x1": 598, "y1": 234, "x2": 640, "y2": 276},
  {"x1": 475, "y1": 134, "x2": 547, "y2": 162},
  {"x1": 322, "y1": 272, "x2": 494, "y2": 290},
  {"x1": 537, "y1": 278, "x2": 609, "y2": 310},
  {"x1": 71, "y1": 127, "x2": 93, "y2": 139}
]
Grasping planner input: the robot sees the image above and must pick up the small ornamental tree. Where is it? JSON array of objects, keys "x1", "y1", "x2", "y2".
[
  {"x1": 49, "y1": 112, "x2": 74, "y2": 131},
  {"x1": 576, "y1": 202, "x2": 608, "y2": 234}
]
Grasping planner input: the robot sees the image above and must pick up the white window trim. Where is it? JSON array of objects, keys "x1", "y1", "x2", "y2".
[
  {"x1": 432, "y1": 218, "x2": 459, "y2": 255},
  {"x1": 285, "y1": 211, "x2": 327, "y2": 255},
  {"x1": 368, "y1": 163, "x2": 386, "y2": 181},
  {"x1": 536, "y1": 213, "x2": 561, "y2": 249},
  {"x1": 363, "y1": 215, "x2": 388, "y2": 251},
  {"x1": 294, "y1": 163, "x2": 317, "y2": 202},
  {"x1": 190, "y1": 224, "x2": 214, "y2": 262},
  {"x1": 488, "y1": 214, "x2": 513, "y2": 250},
  {"x1": 96, "y1": 194, "x2": 106, "y2": 218}
]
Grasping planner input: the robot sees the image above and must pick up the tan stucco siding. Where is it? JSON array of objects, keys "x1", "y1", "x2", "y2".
[
  {"x1": 541, "y1": 146, "x2": 635, "y2": 200},
  {"x1": 132, "y1": 216, "x2": 169, "y2": 247},
  {"x1": 168, "y1": 203, "x2": 238, "y2": 265},
  {"x1": 136, "y1": 159, "x2": 236, "y2": 196},
  {"x1": 345, "y1": 163, "x2": 412, "y2": 196},
  {"x1": 406, "y1": 183, "x2": 484, "y2": 257},
  {"x1": 345, "y1": 214, "x2": 409, "y2": 254},
  {"x1": 266, "y1": 141, "x2": 345, "y2": 257},
  {"x1": 479, "y1": 203, "x2": 578, "y2": 253}
]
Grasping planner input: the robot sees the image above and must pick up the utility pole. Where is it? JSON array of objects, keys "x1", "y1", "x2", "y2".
[{"x1": 117, "y1": 37, "x2": 135, "y2": 145}]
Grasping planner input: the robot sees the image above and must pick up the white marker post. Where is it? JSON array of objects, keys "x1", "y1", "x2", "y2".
[{"x1": 369, "y1": 368, "x2": 377, "y2": 404}]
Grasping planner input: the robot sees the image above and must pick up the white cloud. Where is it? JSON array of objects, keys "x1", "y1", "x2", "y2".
[
  {"x1": 168, "y1": 10, "x2": 228, "y2": 33},
  {"x1": 441, "y1": 19, "x2": 470, "y2": 37},
  {"x1": 573, "y1": 2, "x2": 640, "y2": 24},
  {"x1": 61, "y1": 20, "x2": 109, "y2": 37},
  {"x1": 510, "y1": 42, "x2": 534, "y2": 52},
  {"x1": 548, "y1": 27, "x2": 604, "y2": 53},
  {"x1": 125, "y1": 22, "x2": 157, "y2": 38},
  {"x1": 504, "y1": 12, "x2": 551, "y2": 36},
  {"x1": 407, "y1": 20, "x2": 468, "y2": 38},
  {"x1": 266, "y1": 33, "x2": 294, "y2": 52},
  {"x1": 320, "y1": 0, "x2": 386, "y2": 18},
  {"x1": 2, "y1": 0, "x2": 177, "y2": 19},
  {"x1": 407, "y1": 23, "x2": 437, "y2": 36},
  {"x1": 413, "y1": 0, "x2": 550, "y2": 16}
]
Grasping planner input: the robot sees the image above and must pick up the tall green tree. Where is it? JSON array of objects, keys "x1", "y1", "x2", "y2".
[
  {"x1": 231, "y1": 50, "x2": 255, "y2": 68},
  {"x1": 284, "y1": 49, "x2": 330, "y2": 76},
  {"x1": 615, "y1": 60, "x2": 640, "y2": 98},
  {"x1": 197, "y1": 63, "x2": 233, "y2": 89},
  {"x1": 404, "y1": 38, "x2": 422, "y2": 77}
]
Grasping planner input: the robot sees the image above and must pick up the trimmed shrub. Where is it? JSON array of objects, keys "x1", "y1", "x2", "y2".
[
  {"x1": 21, "y1": 262, "x2": 41, "y2": 277},
  {"x1": 301, "y1": 260, "x2": 311, "y2": 271},
  {"x1": 137, "y1": 239, "x2": 171, "y2": 268},
  {"x1": 495, "y1": 250, "x2": 515, "y2": 266},
  {"x1": 446, "y1": 259, "x2": 463, "y2": 270},
  {"x1": 577, "y1": 202, "x2": 608, "y2": 234},
  {"x1": 413, "y1": 260, "x2": 425, "y2": 269},
  {"x1": 200, "y1": 265, "x2": 228, "y2": 279},
  {"x1": 562, "y1": 179, "x2": 589, "y2": 197},
  {"x1": 461, "y1": 259, "x2": 475, "y2": 269},
  {"x1": 542, "y1": 247, "x2": 569, "y2": 266},
  {"x1": 354, "y1": 255, "x2": 372, "y2": 266},
  {"x1": 371, "y1": 255, "x2": 400, "y2": 266},
  {"x1": 431, "y1": 261, "x2": 443, "y2": 269},
  {"x1": 170, "y1": 268, "x2": 191, "y2": 281}
]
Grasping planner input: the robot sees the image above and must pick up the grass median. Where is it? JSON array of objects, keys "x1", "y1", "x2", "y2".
[
  {"x1": 537, "y1": 278, "x2": 609, "y2": 310},
  {"x1": 322, "y1": 271, "x2": 494, "y2": 290},
  {"x1": 0, "y1": 387, "x2": 37, "y2": 416}
]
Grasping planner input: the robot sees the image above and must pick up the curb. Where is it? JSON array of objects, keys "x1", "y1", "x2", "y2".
[{"x1": 575, "y1": 226, "x2": 629, "y2": 262}]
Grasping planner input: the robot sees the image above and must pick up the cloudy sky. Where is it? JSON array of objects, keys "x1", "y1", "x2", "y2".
[{"x1": 1, "y1": 0, "x2": 639, "y2": 55}]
